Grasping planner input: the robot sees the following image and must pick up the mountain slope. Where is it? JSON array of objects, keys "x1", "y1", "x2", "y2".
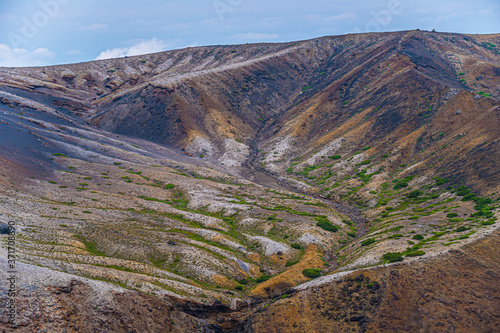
[{"x1": 0, "y1": 30, "x2": 499, "y2": 332}]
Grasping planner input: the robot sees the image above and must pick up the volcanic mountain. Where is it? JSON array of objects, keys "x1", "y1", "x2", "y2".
[{"x1": 0, "y1": 30, "x2": 499, "y2": 332}]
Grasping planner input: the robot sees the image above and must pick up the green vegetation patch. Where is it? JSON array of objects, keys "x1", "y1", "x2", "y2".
[
  {"x1": 316, "y1": 217, "x2": 339, "y2": 232},
  {"x1": 328, "y1": 155, "x2": 341, "y2": 160},
  {"x1": 357, "y1": 159, "x2": 372, "y2": 166},
  {"x1": 382, "y1": 252, "x2": 403, "y2": 263},
  {"x1": 302, "y1": 268, "x2": 322, "y2": 279},
  {"x1": 74, "y1": 235, "x2": 106, "y2": 256},
  {"x1": 407, "y1": 190, "x2": 421, "y2": 198},
  {"x1": 285, "y1": 260, "x2": 299, "y2": 267},
  {"x1": 455, "y1": 226, "x2": 470, "y2": 232},
  {"x1": 393, "y1": 176, "x2": 414, "y2": 190},
  {"x1": 256, "y1": 275, "x2": 271, "y2": 283},
  {"x1": 361, "y1": 238, "x2": 376, "y2": 246},
  {"x1": 405, "y1": 250, "x2": 425, "y2": 257}
]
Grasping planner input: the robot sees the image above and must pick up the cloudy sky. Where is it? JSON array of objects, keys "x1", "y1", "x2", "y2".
[{"x1": 0, "y1": 0, "x2": 499, "y2": 67}]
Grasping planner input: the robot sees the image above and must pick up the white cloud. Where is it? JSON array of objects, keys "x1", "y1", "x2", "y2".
[
  {"x1": 68, "y1": 49, "x2": 83, "y2": 55},
  {"x1": 78, "y1": 23, "x2": 109, "y2": 31},
  {"x1": 32, "y1": 48, "x2": 55, "y2": 57},
  {"x1": 326, "y1": 12, "x2": 357, "y2": 21},
  {"x1": 95, "y1": 38, "x2": 171, "y2": 60},
  {"x1": 0, "y1": 44, "x2": 55, "y2": 67},
  {"x1": 230, "y1": 33, "x2": 280, "y2": 40},
  {"x1": 0, "y1": 14, "x2": 17, "y2": 20},
  {"x1": 478, "y1": 9, "x2": 492, "y2": 15},
  {"x1": 416, "y1": 17, "x2": 433, "y2": 22},
  {"x1": 436, "y1": 12, "x2": 459, "y2": 22},
  {"x1": 414, "y1": 8, "x2": 428, "y2": 14},
  {"x1": 304, "y1": 12, "x2": 357, "y2": 22}
]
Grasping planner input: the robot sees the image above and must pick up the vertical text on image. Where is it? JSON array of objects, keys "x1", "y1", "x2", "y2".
[{"x1": 5, "y1": 221, "x2": 17, "y2": 326}]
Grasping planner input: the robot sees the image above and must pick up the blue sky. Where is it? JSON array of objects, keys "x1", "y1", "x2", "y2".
[{"x1": 0, "y1": 0, "x2": 499, "y2": 67}]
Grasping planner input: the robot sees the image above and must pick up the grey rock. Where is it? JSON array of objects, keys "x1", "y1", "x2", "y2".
[
  {"x1": 238, "y1": 260, "x2": 250, "y2": 273},
  {"x1": 0, "y1": 222, "x2": 11, "y2": 234}
]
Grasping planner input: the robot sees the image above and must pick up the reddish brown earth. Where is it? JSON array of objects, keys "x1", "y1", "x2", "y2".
[{"x1": 1, "y1": 231, "x2": 498, "y2": 332}]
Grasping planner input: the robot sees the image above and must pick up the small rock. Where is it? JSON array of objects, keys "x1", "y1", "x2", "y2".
[
  {"x1": 167, "y1": 240, "x2": 176, "y2": 245},
  {"x1": 0, "y1": 222, "x2": 11, "y2": 234},
  {"x1": 61, "y1": 69, "x2": 75, "y2": 81},
  {"x1": 350, "y1": 315, "x2": 365, "y2": 322},
  {"x1": 277, "y1": 251, "x2": 283, "y2": 256}
]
